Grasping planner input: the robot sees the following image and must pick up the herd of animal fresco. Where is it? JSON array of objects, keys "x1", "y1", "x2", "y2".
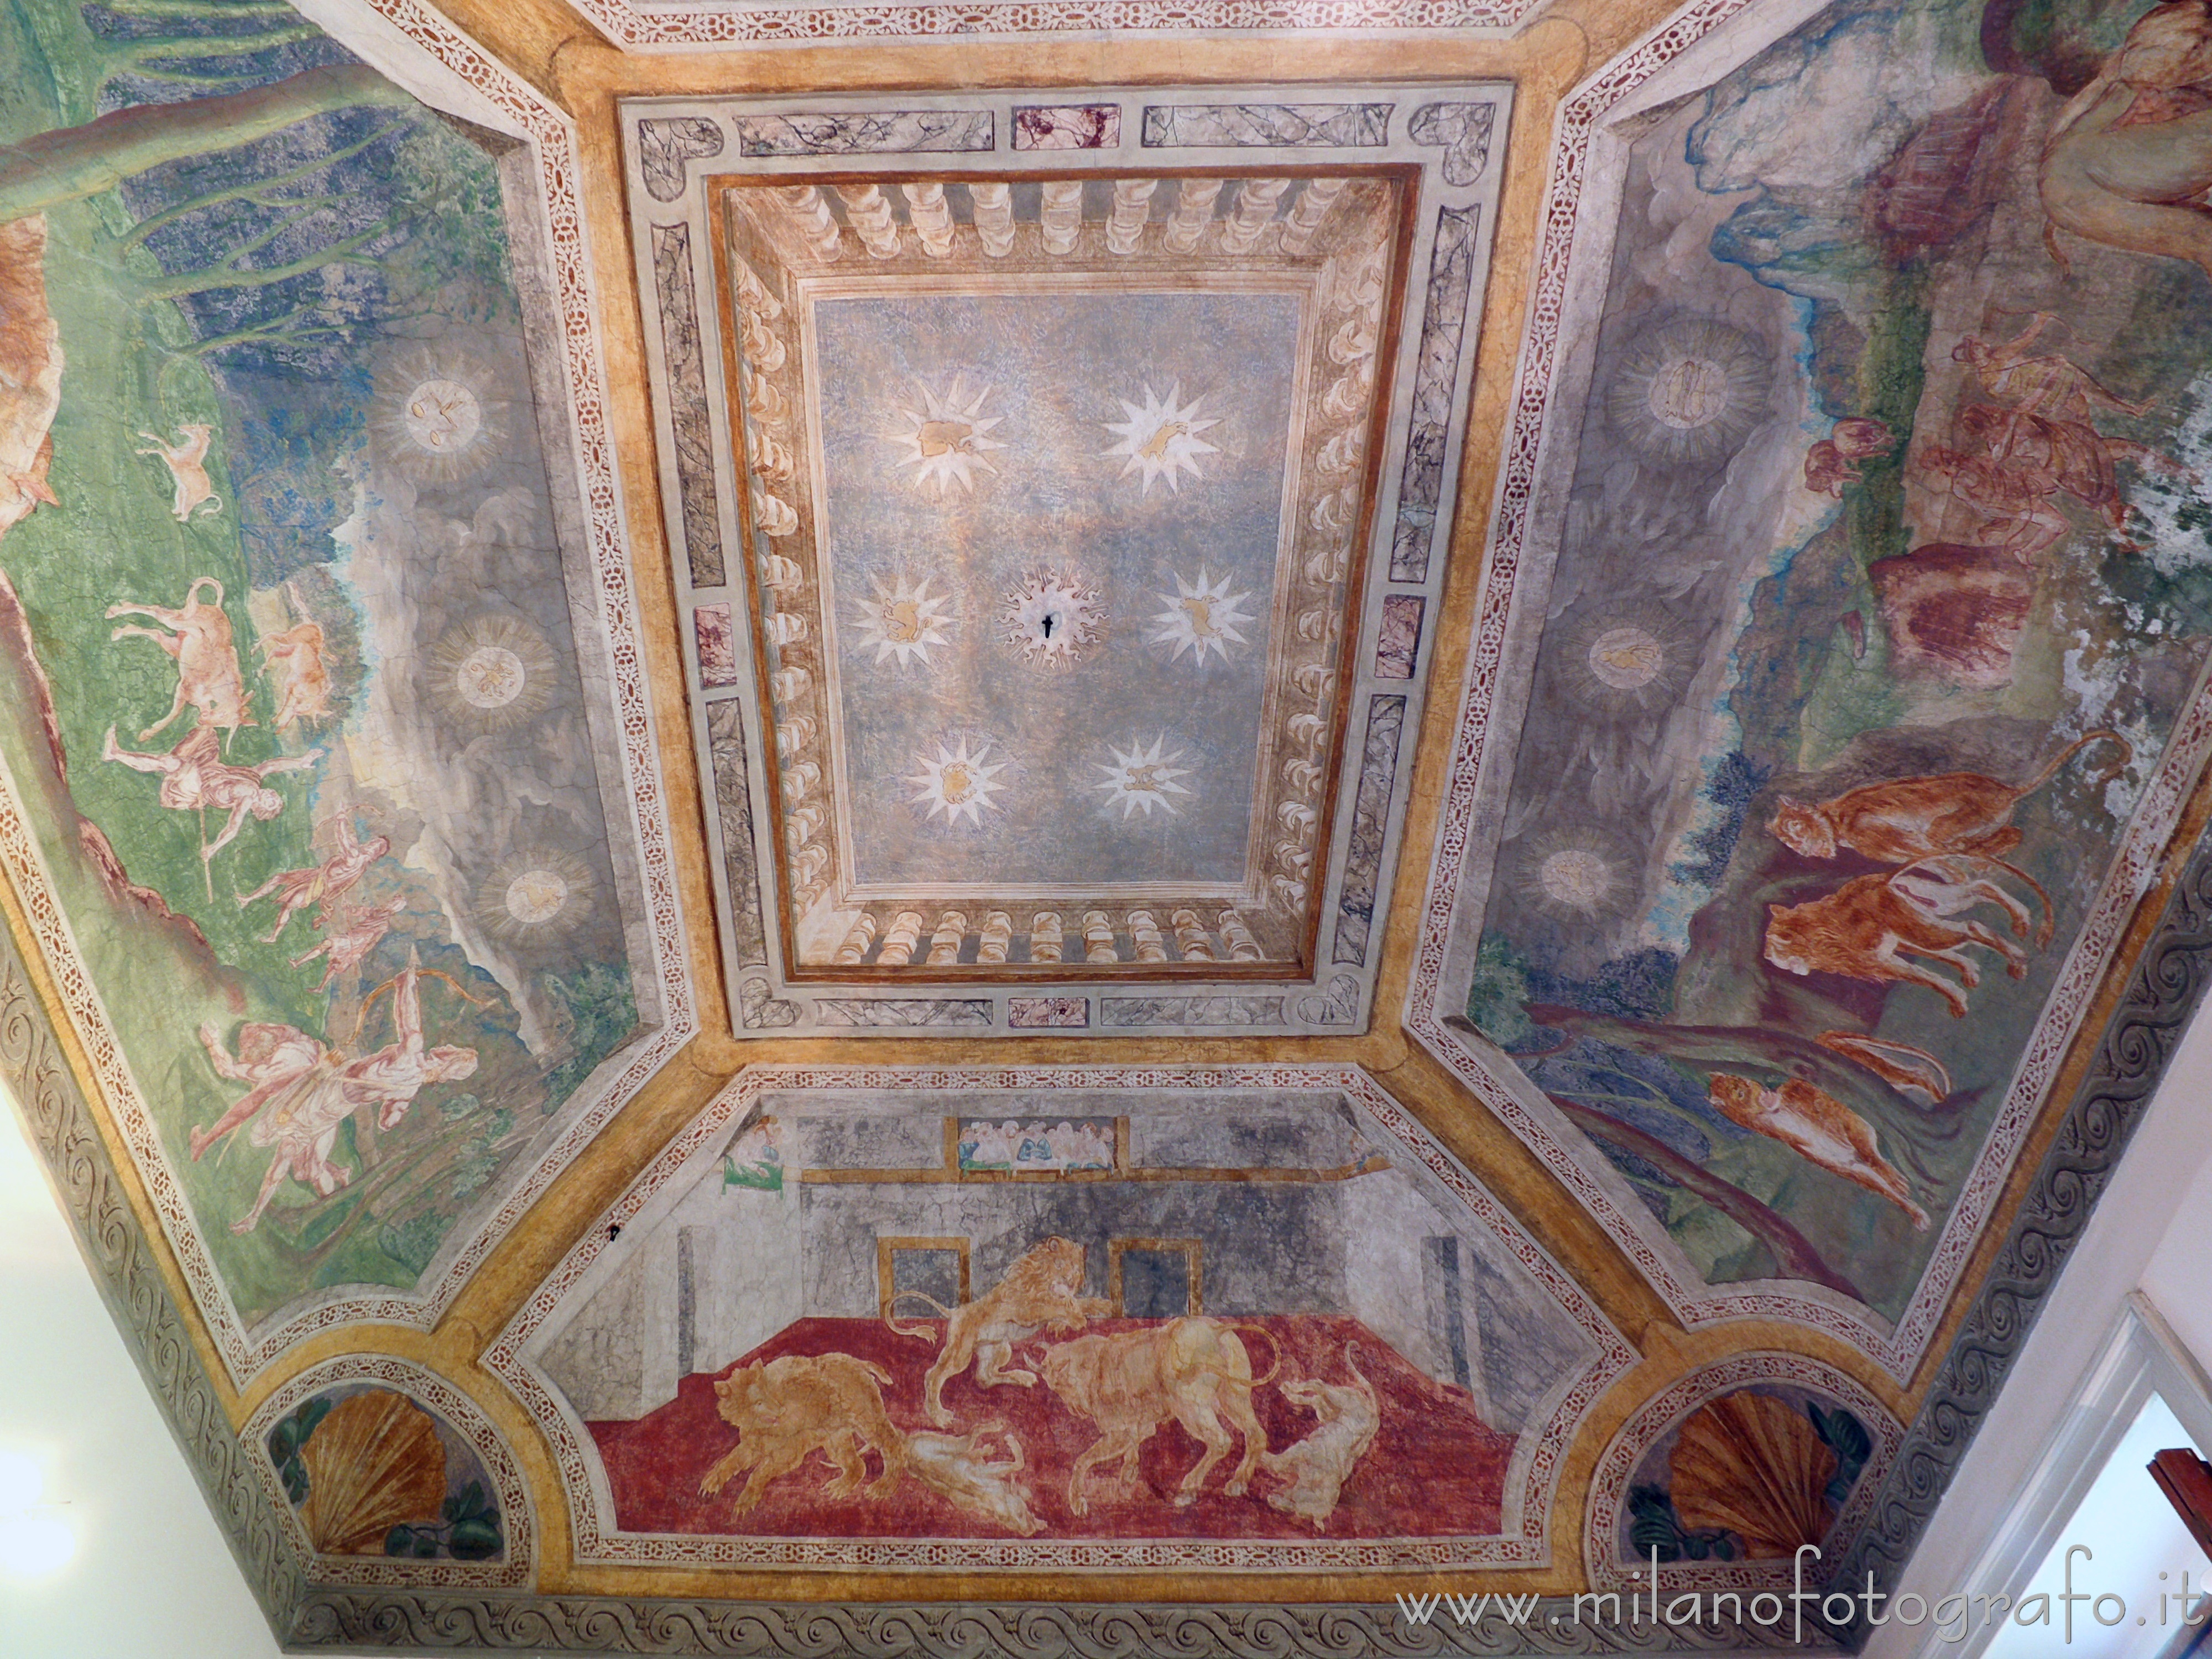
[
  {"x1": 1463, "y1": 0, "x2": 2212, "y2": 1322},
  {"x1": 591, "y1": 1235, "x2": 1507, "y2": 1541},
  {"x1": 0, "y1": 0, "x2": 635, "y2": 1327},
  {"x1": 526, "y1": 1073, "x2": 1621, "y2": 1557}
]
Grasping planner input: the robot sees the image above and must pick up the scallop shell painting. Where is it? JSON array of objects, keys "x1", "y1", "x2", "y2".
[{"x1": 267, "y1": 1385, "x2": 505, "y2": 1563}]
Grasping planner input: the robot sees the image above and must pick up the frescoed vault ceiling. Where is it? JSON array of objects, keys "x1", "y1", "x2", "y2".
[{"x1": 6, "y1": 0, "x2": 2212, "y2": 1653}]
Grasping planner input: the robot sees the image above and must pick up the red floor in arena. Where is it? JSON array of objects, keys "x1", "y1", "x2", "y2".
[{"x1": 589, "y1": 1314, "x2": 1512, "y2": 1540}]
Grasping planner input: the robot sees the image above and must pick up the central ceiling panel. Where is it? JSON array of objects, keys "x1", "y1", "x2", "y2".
[
  {"x1": 628, "y1": 87, "x2": 1510, "y2": 1036},
  {"x1": 729, "y1": 168, "x2": 1406, "y2": 976}
]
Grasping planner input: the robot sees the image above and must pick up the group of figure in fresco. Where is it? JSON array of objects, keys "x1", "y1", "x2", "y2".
[
  {"x1": 191, "y1": 959, "x2": 480, "y2": 1234},
  {"x1": 1927, "y1": 317, "x2": 2180, "y2": 562},
  {"x1": 1801, "y1": 317, "x2": 2176, "y2": 561},
  {"x1": 695, "y1": 1237, "x2": 1385, "y2": 1536},
  {"x1": 81, "y1": 461, "x2": 479, "y2": 1237},
  {"x1": 1726, "y1": 2, "x2": 2212, "y2": 1234},
  {"x1": 957, "y1": 1119, "x2": 1115, "y2": 1173}
]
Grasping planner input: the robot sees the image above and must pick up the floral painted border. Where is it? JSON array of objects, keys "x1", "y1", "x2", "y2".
[{"x1": 566, "y1": 0, "x2": 1543, "y2": 51}]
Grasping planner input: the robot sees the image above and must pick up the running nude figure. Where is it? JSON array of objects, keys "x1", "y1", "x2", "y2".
[
  {"x1": 101, "y1": 724, "x2": 321, "y2": 896},
  {"x1": 191, "y1": 954, "x2": 480, "y2": 1235},
  {"x1": 290, "y1": 895, "x2": 406, "y2": 994},
  {"x1": 238, "y1": 812, "x2": 389, "y2": 943}
]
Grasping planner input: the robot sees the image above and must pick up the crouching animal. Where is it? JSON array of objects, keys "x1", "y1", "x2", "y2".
[
  {"x1": 888, "y1": 1235, "x2": 1111, "y2": 1427},
  {"x1": 697, "y1": 1353, "x2": 1047, "y2": 1533},
  {"x1": 1708, "y1": 1073, "x2": 1929, "y2": 1230},
  {"x1": 698, "y1": 1352, "x2": 909, "y2": 1512},
  {"x1": 903, "y1": 1421, "x2": 1045, "y2": 1536},
  {"x1": 1258, "y1": 1343, "x2": 1381, "y2": 1529},
  {"x1": 1038, "y1": 1316, "x2": 1280, "y2": 1515}
]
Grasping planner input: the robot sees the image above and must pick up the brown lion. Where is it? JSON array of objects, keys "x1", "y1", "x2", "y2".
[
  {"x1": 698, "y1": 1352, "x2": 909, "y2": 1512},
  {"x1": 888, "y1": 1236, "x2": 1111, "y2": 1427}
]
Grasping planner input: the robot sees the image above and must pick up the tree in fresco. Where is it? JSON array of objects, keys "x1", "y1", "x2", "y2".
[{"x1": 0, "y1": 0, "x2": 613, "y2": 1312}]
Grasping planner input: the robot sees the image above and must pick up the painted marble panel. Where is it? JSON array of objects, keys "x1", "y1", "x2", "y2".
[
  {"x1": 1447, "y1": 0, "x2": 2212, "y2": 1336},
  {"x1": 1011, "y1": 106, "x2": 1121, "y2": 150},
  {"x1": 733, "y1": 111, "x2": 993, "y2": 157},
  {"x1": 1141, "y1": 105, "x2": 1394, "y2": 148},
  {"x1": 0, "y1": 1, "x2": 640, "y2": 1332},
  {"x1": 515, "y1": 1076, "x2": 1627, "y2": 1567}
]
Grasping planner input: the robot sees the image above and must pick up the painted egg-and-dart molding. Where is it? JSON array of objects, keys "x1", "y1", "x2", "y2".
[
  {"x1": 635, "y1": 86, "x2": 1510, "y2": 1038},
  {"x1": 7, "y1": 0, "x2": 2212, "y2": 1652}
]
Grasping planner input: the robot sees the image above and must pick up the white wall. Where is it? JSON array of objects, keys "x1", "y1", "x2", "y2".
[
  {"x1": 0, "y1": 1081, "x2": 378, "y2": 1658},
  {"x1": 1867, "y1": 993, "x2": 2212, "y2": 1657}
]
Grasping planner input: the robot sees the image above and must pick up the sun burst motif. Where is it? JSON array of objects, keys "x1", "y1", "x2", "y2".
[
  {"x1": 1000, "y1": 567, "x2": 1104, "y2": 669},
  {"x1": 1102, "y1": 382, "x2": 1220, "y2": 495},
  {"x1": 885, "y1": 375, "x2": 1006, "y2": 498},
  {"x1": 373, "y1": 348, "x2": 504, "y2": 484},
  {"x1": 426, "y1": 614, "x2": 556, "y2": 733},
  {"x1": 1094, "y1": 735, "x2": 1194, "y2": 820},
  {"x1": 906, "y1": 738, "x2": 1010, "y2": 828},
  {"x1": 1603, "y1": 320, "x2": 1768, "y2": 468},
  {"x1": 1558, "y1": 607, "x2": 1694, "y2": 717},
  {"x1": 1516, "y1": 826, "x2": 1638, "y2": 926},
  {"x1": 472, "y1": 847, "x2": 594, "y2": 946},
  {"x1": 1150, "y1": 566, "x2": 1255, "y2": 665},
  {"x1": 853, "y1": 573, "x2": 954, "y2": 667}
]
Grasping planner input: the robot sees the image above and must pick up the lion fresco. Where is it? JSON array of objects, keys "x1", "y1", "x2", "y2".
[
  {"x1": 697, "y1": 1352, "x2": 910, "y2": 1512},
  {"x1": 1766, "y1": 729, "x2": 2125, "y2": 881},
  {"x1": 698, "y1": 1353, "x2": 1050, "y2": 1531},
  {"x1": 1037, "y1": 1316, "x2": 1281, "y2": 1515},
  {"x1": 888, "y1": 1235, "x2": 1110, "y2": 1427}
]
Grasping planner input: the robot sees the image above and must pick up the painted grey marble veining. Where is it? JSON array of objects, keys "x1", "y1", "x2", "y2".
[
  {"x1": 1390, "y1": 204, "x2": 1481, "y2": 583},
  {"x1": 1408, "y1": 102, "x2": 1496, "y2": 186},
  {"x1": 1140, "y1": 104, "x2": 1392, "y2": 148},
  {"x1": 734, "y1": 111, "x2": 994, "y2": 156}
]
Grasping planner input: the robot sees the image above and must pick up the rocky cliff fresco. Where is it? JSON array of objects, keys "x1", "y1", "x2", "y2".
[
  {"x1": 0, "y1": 0, "x2": 637, "y2": 1329},
  {"x1": 1458, "y1": 0, "x2": 2212, "y2": 1326},
  {"x1": 514, "y1": 1081, "x2": 1624, "y2": 1566}
]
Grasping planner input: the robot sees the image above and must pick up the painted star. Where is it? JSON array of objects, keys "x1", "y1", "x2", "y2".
[
  {"x1": 906, "y1": 738, "x2": 1009, "y2": 828},
  {"x1": 1094, "y1": 735, "x2": 1194, "y2": 821},
  {"x1": 886, "y1": 375, "x2": 1006, "y2": 498},
  {"x1": 852, "y1": 573, "x2": 954, "y2": 667},
  {"x1": 1102, "y1": 382, "x2": 1220, "y2": 495},
  {"x1": 1149, "y1": 566, "x2": 1256, "y2": 665}
]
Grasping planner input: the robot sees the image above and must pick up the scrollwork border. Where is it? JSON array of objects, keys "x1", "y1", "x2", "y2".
[{"x1": 1827, "y1": 831, "x2": 2212, "y2": 1635}]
